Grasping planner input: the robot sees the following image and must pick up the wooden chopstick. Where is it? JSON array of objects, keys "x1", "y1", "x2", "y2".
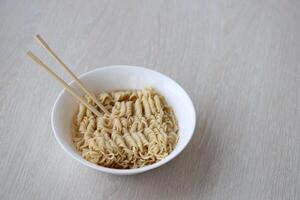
[
  {"x1": 27, "y1": 51, "x2": 102, "y2": 117},
  {"x1": 35, "y1": 35, "x2": 109, "y2": 114}
]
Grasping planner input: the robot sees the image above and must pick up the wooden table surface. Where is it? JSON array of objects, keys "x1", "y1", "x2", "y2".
[{"x1": 1, "y1": 0, "x2": 299, "y2": 199}]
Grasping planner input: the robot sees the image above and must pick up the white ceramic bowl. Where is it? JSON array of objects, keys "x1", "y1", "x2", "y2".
[{"x1": 51, "y1": 65, "x2": 196, "y2": 175}]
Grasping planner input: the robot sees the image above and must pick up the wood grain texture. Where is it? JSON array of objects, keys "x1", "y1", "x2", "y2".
[{"x1": 0, "y1": 0, "x2": 299, "y2": 199}]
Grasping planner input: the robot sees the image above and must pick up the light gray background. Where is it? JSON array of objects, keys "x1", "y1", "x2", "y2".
[{"x1": 0, "y1": 0, "x2": 299, "y2": 199}]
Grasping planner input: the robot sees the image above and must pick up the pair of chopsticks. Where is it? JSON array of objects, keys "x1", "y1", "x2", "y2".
[{"x1": 27, "y1": 35, "x2": 109, "y2": 117}]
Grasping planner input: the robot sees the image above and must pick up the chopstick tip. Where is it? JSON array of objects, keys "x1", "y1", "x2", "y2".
[
  {"x1": 26, "y1": 51, "x2": 41, "y2": 64},
  {"x1": 35, "y1": 34, "x2": 41, "y2": 40},
  {"x1": 27, "y1": 50, "x2": 33, "y2": 56}
]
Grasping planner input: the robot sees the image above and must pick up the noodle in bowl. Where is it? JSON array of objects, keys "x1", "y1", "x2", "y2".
[{"x1": 51, "y1": 65, "x2": 196, "y2": 175}]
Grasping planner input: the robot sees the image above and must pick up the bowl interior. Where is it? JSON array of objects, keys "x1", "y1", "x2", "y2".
[{"x1": 52, "y1": 65, "x2": 195, "y2": 175}]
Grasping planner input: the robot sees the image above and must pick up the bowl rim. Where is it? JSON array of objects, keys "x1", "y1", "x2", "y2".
[{"x1": 51, "y1": 65, "x2": 196, "y2": 175}]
